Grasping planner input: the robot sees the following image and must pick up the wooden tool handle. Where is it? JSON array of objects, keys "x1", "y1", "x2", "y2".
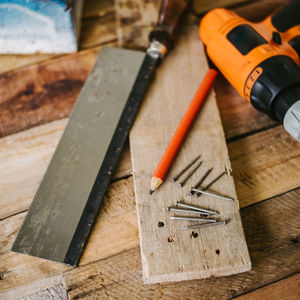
[{"x1": 149, "y1": 0, "x2": 190, "y2": 49}]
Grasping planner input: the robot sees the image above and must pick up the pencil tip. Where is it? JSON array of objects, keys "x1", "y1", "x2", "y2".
[{"x1": 149, "y1": 190, "x2": 154, "y2": 195}]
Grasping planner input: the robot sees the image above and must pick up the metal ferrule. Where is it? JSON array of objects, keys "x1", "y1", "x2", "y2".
[{"x1": 147, "y1": 41, "x2": 167, "y2": 59}]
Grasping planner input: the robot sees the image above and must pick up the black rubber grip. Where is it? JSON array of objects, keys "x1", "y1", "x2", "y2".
[
  {"x1": 227, "y1": 24, "x2": 267, "y2": 55},
  {"x1": 289, "y1": 35, "x2": 300, "y2": 57},
  {"x1": 271, "y1": 0, "x2": 300, "y2": 33}
]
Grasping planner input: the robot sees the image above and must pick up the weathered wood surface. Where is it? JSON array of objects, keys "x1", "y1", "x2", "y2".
[
  {"x1": 193, "y1": 0, "x2": 247, "y2": 14},
  {"x1": 235, "y1": 273, "x2": 300, "y2": 300},
  {"x1": 130, "y1": 23, "x2": 250, "y2": 283},
  {"x1": 80, "y1": 0, "x2": 117, "y2": 49},
  {"x1": 0, "y1": 48, "x2": 99, "y2": 138},
  {"x1": 229, "y1": 126, "x2": 300, "y2": 207},
  {"x1": 61, "y1": 188, "x2": 300, "y2": 299},
  {"x1": 1, "y1": 112, "x2": 298, "y2": 222},
  {"x1": 0, "y1": 49, "x2": 279, "y2": 141},
  {"x1": 115, "y1": 0, "x2": 161, "y2": 49},
  {"x1": 0, "y1": 177, "x2": 137, "y2": 299},
  {"x1": 20, "y1": 284, "x2": 68, "y2": 300},
  {"x1": 0, "y1": 0, "x2": 299, "y2": 298}
]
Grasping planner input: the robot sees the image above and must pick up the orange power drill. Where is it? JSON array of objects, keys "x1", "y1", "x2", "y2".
[{"x1": 200, "y1": 0, "x2": 300, "y2": 141}]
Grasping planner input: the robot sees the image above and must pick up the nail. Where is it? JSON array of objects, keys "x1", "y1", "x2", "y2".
[
  {"x1": 168, "y1": 207, "x2": 209, "y2": 216},
  {"x1": 192, "y1": 188, "x2": 234, "y2": 201},
  {"x1": 178, "y1": 161, "x2": 203, "y2": 188},
  {"x1": 171, "y1": 155, "x2": 201, "y2": 182},
  {"x1": 182, "y1": 221, "x2": 226, "y2": 230},
  {"x1": 189, "y1": 167, "x2": 213, "y2": 195},
  {"x1": 196, "y1": 171, "x2": 226, "y2": 197},
  {"x1": 176, "y1": 202, "x2": 219, "y2": 215},
  {"x1": 170, "y1": 216, "x2": 216, "y2": 222}
]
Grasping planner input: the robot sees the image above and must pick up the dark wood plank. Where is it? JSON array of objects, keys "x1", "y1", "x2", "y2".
[
  {"x1": 80, "y1": 0, "x2": 117, "y2": 49},
  {"x1": 235, "y1": 273, "x2": 300, "y2": 300},
  {"x1": 63, "y1": 189, "x2": 300, "y2": 299},
  {"x1": 0, "y1": 48, "x2": 99, "y2": 138}
]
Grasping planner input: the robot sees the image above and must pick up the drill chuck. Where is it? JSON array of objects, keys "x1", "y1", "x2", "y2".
[{"x1": 283, "y1": 100, "x2": 300, "y2": 141}]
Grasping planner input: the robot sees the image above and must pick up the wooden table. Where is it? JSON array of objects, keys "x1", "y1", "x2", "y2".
[{"x1": 0, "y1": 0, "x2": 299, "y2": 299}]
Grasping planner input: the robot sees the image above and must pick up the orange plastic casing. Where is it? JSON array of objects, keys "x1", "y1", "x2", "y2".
[{"x1": 199, "y1": 8, "x2": 300, "y2": 102}]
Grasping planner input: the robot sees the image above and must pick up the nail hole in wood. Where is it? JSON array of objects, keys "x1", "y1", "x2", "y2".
[
  {"x1": 158, "y1": 221, "x2": 164, "y2": 228},
  {"x1": 191, "y1": 231, "x2": 198, "y2": 238},
  {"x1": 215, "y1": 249, "x2": 220, "y2": 255},
  {"x1": 290, "y1": 237, "x2": 299, "y2": 244},
  {"x1": 168, "y1": 236, "x2": 174, "y2": 243}
]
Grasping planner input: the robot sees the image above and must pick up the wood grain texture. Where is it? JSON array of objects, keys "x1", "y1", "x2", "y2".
[
  {"x1": 229, "y1": 126, "x2": 300, "y2": 208},
  {"x1": 0, "y1": 119, "x2": 132, "y2": 220},
  {"x1": 0, "y1": 54, "x2": 59, "y2": 75},
  {"x1": 20, "y1": 284, "x2": 68, "y2": 300},
  {"x1": 62, "y1": 189, "x2": 300, "y2": 299},
  {"x1": 0, "y1": 122, "x2": 299, "y2": 297},
  {"x1": 235, "y1": 273, "x2": 300, "y2": 300},
  {"x1": 115, "y1": 0, "x2": 161, "y2": 49},
  {"x1": 193, "y1": 0, "x2": 247, "y2": 14},
  {"x1": 0, "y1": 119, "x2": 67, "y2": 220},
  {"x1": 0, "y1": 48, "x2": 99, "y2": 138},
  {"x1": 130, "y1": 24, "x2": 250, "y2": 283},
  {"x1": 0, "y1": 177, "x2": 137, "y2": 299},
  {"x1": 80, "y1": 0, "x2": 117, "y2": 49}
]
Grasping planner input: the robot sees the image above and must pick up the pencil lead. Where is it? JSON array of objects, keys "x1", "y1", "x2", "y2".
[{"x1": 150, "y1": 190, "x2": 154, "y2": 195}]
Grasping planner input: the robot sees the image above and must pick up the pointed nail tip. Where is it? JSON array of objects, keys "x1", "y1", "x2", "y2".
[{"x1": 149, "y1": 190, "x2": 154, "y2": 195}]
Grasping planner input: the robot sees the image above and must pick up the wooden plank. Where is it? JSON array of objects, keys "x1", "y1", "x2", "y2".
[
  {"x1": 115, "y1": 0, "x2": 161, "y2": 49},
  {"x1": 80, "y1": 0, "x2": 117, "y2": 49},
  {"x1": 0, "y1": 48, "x2": 99, "y2": 138},
  {"x1": 0, "y1": 119, "x2": 66, "y2": 220},
  {"x1": 0, "y1": 177, "x2": 138, "y2": 299},
  {"x1": 193, "y1": 0, "x2": 247, "y2": 14},
  {"x1": 0, "y1": 119, "x2": 131, "y2": 220},
  {"x1": 235, "y1": 274, "x2": 300, "y2": 300},
  {"x1": 1, "y1": 115, "x2": 299, "y2": 222},
  {"x1": 229, "y1": 126, "x2": 300, "y2": 208},
  {"x1": 0, "y1": 54, "x2": 58, "y2": 75},
  {"x1": 20, "y1": 284, "x2": 68, "y2": 300},
  {"x1": 130, "y1": 24, "x2": 250, "y2": 283},
  {"x1": 1, "y1": 124, "x2": 299, "y2": 296},
  {"x1": 62, "y1": 189, "x2": 300, "y2": 299}
]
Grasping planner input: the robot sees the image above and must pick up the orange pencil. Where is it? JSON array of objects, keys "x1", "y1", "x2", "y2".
[{"x1": 150, "y1": 68, "x2": 218, "y2": 194}]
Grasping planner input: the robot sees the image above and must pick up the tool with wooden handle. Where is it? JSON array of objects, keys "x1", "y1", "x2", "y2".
[
  {"x1": 200, "y1": 0, "x2": 300, "y2": 141},
  {"x1": 12, "y1": 0, "x2": 190, "y2": 266}
]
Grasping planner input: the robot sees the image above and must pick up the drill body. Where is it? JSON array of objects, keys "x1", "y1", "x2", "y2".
[{"x1": 200, "y1": 0, "x2": 300, "y2": 140}]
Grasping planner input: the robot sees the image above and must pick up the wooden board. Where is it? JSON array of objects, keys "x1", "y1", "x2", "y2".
[
  {"x1": 193, "y1": 0, "x2": 247, "y2": 14},
  {"x1": 0, "y1": 0, "x2": 299, "y2": 297},
  {"x1": 235, "y1": 273, "x2": 300, "y2": 300},
  {"x1": 115, "y1": 0, "x2": 161, "y2": 49},
  {"x1": 62, "y1": 188, "x2": 300, "y2": 299},
  {"x1": 129, "y1": 24, "x2": 251, "y2": 283}
]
